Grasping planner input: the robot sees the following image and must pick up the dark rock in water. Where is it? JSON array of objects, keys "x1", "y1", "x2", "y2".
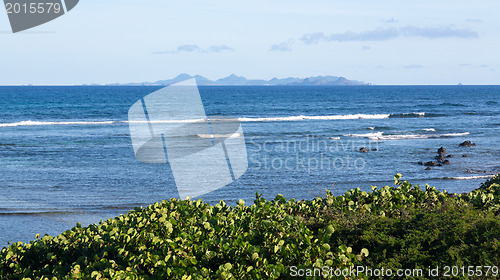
[
  {"x1": 462, "y1": 154, "x2": 468, "y2": 157},
  {"x1": 436, "y1": 154, "x2": 445, "y2": 162},
  {"x1": 434, "y1": 147, "x2": 448, "y2": 162},
  {"x1": 424, "y1": 161, "x2": 438, "y2": 167},
  {"x1": 359, "y1": 147, "x2": 369, "y2": 153},
  {"x1": 425, "y1": 167, "x2": 432, "y2": 170},
  {"x1": 443, "y1": 160, "x2": 450, "y2": 165},
  {"x1": 437, "y1": 147, "x2": 447, "y2": 155},
  {"x1": 446, "y1": 154, "x2": 454, "y2": 158},
  {"x1": 438, "y1": 164, "x2": 443, "y2": 167},
  {"x1": 418, "y1": 161, "x2": 424, "y2": 165},
  {"x1": 372, "y1": 148, "x2": 379, "y2": 151},
  {"x1": 459, "y1": 140, "x2": 476, "y2": 147}
]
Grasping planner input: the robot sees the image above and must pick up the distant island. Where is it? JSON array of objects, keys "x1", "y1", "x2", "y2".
[{"x1": 104, "y1": 74, "x2": 368, "y2": 86}]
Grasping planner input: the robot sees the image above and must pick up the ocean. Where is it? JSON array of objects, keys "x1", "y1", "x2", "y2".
[{"x1": 0, "y1": 85, "x2": 499, "y2": 246}]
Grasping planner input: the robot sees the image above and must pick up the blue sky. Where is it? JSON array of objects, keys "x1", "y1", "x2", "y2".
[{"x1": 0, "y1": 0, "x2": 499, "y2": 85}]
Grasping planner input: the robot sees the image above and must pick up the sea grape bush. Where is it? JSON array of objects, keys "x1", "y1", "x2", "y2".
[
  {"x1": 1, "y1": 174, "x2": 500, "y2": 279},
  {"x1": 323, "y1": 174, "x2": 500, "y2": 280},
  {"x1": 462, "y1": 174, "x2": 500, "y2": 212},
  {"x1": 0, "y1": 194, "x2": 366, "y2": 279},
  {"x1": 325, "y1": 173, "x2": 500, "y2": 216}
]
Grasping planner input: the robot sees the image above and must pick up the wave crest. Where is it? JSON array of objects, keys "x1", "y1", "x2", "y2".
[
  {"x1": 345, "y1": 131, "x2": 470, "y2": 140},
  {"x1": 0, "y1": 112, "x2": 431, "y2": 127},
  {"x1": 0, "y1": 120, "x2": 116, "y2": 127},
  {"x1": 441, "y1": 175, "x2": 495, "y2": 180}
]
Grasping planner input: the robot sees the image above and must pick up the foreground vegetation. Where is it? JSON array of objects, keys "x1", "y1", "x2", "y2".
[{"x1": 1, "y1": 174, "x2": 500, "y2": 279}]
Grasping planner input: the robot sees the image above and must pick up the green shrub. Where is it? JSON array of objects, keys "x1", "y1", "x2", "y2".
[
  {"x1": 1, "y1": 174, "x2": 500, "y2": 279},
  {"x1": 0, "y1": 195, "x2": 366, "y2": 279}
]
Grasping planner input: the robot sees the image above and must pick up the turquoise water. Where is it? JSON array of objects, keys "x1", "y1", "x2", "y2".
[{"x1": 0, "y1": 85, "x2": 499, "y2": 246}]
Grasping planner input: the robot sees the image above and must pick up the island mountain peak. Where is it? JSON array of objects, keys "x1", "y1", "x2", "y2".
[{"x1": 109, "y1": 74, "x2": 367, "y2": 86}]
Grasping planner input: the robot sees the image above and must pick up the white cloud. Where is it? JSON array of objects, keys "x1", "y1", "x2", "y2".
[
  {"x1": 204, "y1": 45, "x2": 234, "y2": 53},
  {"x1": 298, "y1": 25, "x2": 478, "y2": 44},
  {"x1": 153, "y1": 44, "x2": 234, "y2": 54},
  {"x1": 465, "y1": 18, "x2": 482, "y2": 23},
  {"x1": 404, "y1": 64, "x2": 424, "y2": 69},
  {"x1": 381, "y1": 18, "x2": 398, "y2": 23},
  {"x1": 270, "y1": 40, "x2": 294, "y2": 52}
]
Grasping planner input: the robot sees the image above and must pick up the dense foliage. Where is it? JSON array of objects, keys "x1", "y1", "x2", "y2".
[
  {"x1": 1, "y1": 174, "x2": 500, "y2": 279},
  {"x1": 325, "y1": 174, "x2": 500, "y2": 279}
]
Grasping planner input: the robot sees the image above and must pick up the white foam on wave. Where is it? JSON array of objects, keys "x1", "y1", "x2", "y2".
[
  {"x1": 406, "y1": 112, "x2": 426, "y2": 116},
  {"x1": 0, "y1": 119, "x2": 209, "y2": 127},
  {"x1": 128, "y1": 119, "x2": 207, "y2": 124},
  {"x1": 0, "y1": 112, "x2": 429, "y2": 127},
  {"x1": 368, "y1": 127, "x2": 375, "y2": 130},
  {"x1": 330, "y1": 137, "x2": 341, "y2": 140},
  {"x1": 345, "y1": 131, "x2": 470, "y2": 140},
  {"x1": 235, "y1": 114, "x2": 391, "y2": 122},
  {"x1": 421, "y1": 128, "x2": 436, "y2": 132},
  {"x1": 441, "y1": 175, "x2": 495, "y2": 180},
  {"x1": 345, "y1": 132, "x2": 384, "y2": 139},
  {"x1": 0, "y1": 120, "x2": 116, "y2": 127},
  {"x1": 390, "y1": 112, "x2": 426, "y2": 117},
  {"x1": 197, "y1": 133, "x2": 241, "y2": 139},
  {"x1": 440, "y1": 132, "x2": 470, "y2": 137}
]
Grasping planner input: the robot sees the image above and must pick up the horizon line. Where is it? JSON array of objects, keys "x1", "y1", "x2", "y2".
[{"x1": 1, "y1": 84, "x2": 500, "y2": 86}]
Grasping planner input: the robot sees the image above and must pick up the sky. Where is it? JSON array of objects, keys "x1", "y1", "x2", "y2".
[{"x1": 0, "y1": 0, "x2": 499, "y2": 85}]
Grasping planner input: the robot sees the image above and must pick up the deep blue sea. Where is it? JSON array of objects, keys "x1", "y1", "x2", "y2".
[{"x1": 1, "y1": 85, "x2": 499, "y2": 246}]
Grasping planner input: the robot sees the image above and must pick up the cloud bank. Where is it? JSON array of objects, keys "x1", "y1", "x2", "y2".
[{"x1": 299, "y1": 25, "x2": 478, "y2": 44}]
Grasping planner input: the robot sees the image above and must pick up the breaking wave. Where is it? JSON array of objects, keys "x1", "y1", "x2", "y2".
[
  {"x1": 0, "y1": 112, "x2": 433, "y2": 127},
  {"x1": 440, "y1": 175, "x2": 495, "y2": 180},
  {"x1": 344, "y1": 131, "x2": 470, "y2": 140},
  {"x1": 197, "y1": 133, "x2": 241, "y2": 139}
]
